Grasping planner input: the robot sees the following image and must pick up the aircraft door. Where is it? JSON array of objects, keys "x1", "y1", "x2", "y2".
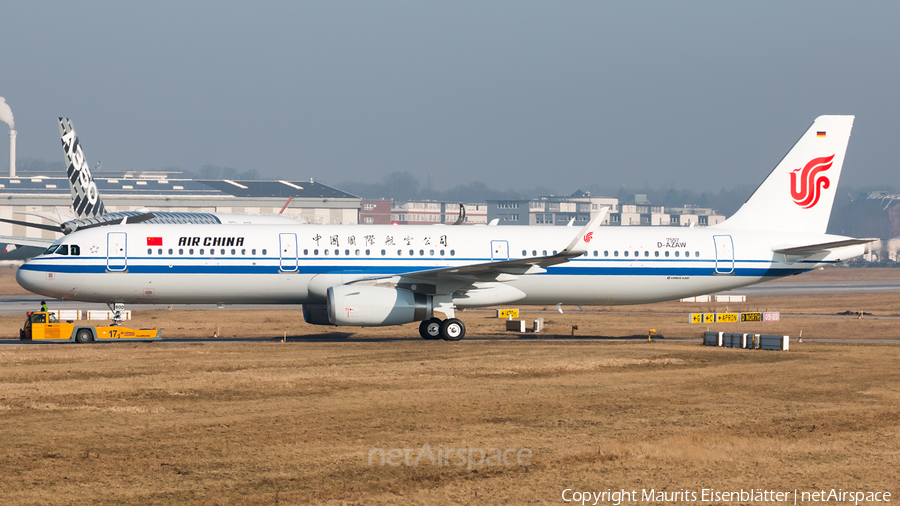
[
  {"x1": 107, "y1": 232, "x2": 127, "y2": 271},
  {"x1": 713, "y1": 235, "x2": 734, "y2": 275},
  {"x1": 279, "y1": 233, "x2": 298, "y2": 272},
  {"x1": 491, "y1": 240, "x2": 509, "y2": 261}
]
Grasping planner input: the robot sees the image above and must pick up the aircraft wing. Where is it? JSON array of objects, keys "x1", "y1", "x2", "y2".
[
  {"x1": 351, "y1": 208, "x2": 609, "y2": 288},
  {"x1": 0, "y1": 235, "x2": 55, "y2": 249},
  {"x1": 0, "y1": 217, "x2": 62, "y2": 233},
  {"x1": 773, "y1": 238, "x2": 877, "y2": 256}
]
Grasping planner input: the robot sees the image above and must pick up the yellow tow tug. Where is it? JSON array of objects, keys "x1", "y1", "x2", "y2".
[{"x1": 20, "y1": 311, "x2": 161, "y2": 343}]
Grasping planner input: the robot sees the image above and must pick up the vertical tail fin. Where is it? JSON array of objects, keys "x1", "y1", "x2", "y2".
[
  {"x1": 59, "y1": 118, "x2": 106, "y2": 219},
  {"x1": 717, "y1": 115, "x2": 854, "y2": 234}
]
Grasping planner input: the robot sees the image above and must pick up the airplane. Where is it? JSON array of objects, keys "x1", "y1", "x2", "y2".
[
  {"x1": 16, "y1": 115, "x2": 874, "y2": 341},
  {"x1": 0, "y1": 118, "x2": 298, "y2": 252}
]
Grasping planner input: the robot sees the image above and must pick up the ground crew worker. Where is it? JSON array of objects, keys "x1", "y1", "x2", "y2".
[{"x1": 40, "y1": 301, "x2": 48, "y2": 312}]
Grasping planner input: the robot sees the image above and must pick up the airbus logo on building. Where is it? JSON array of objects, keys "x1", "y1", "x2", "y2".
[{"x1": 791, "y1": 155, "x2": 834, "y2": 209}]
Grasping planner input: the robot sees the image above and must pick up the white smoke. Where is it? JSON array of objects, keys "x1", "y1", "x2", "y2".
[{"x1": 0, "y1": 97, "x2": 14, "y2": 129}]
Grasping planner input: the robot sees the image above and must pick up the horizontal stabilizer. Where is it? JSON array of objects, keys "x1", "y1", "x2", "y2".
[{"x1": 773, "y1": 238, "x2": 876, "y2": 256}]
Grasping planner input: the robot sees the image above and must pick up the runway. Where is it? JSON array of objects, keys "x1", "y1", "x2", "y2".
[{"x1": 717, "y1": 280, "x2": 900, "y2": 296}]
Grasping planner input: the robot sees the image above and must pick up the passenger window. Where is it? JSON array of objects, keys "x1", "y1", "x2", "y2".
[
  {"x1": 70, "y1": 245, "x2": 80, "y2": 256},
  {"x1": 419, "y1": 250, "x2": 424, "y2": 256},
  {"x1": 614, "y1": 251, "x2": 619, "y2": 257},
  {"x1": 355, "y1": 249, "x2": 360, "y2": 255},
  {"x1": 147, "y1": 248, "x2": 152, "y2": 255},
  {"x1": 365, "y1": 249, "x2": 370, "y2": 256},
  {"x1": 159, "y1": 248, "x2": 163, "y2": 255},
  {"x1": 665, "y1": 251, "x2": 669, "y2": 257},
  {"x1": 441, "y1": 250, "x2": 445, "y2": 256},
  {"x1": 397, "y1": 249, "x2": 402, "y2": 256},
  {"x1": 314, "y1": 249, "x2": 319, "y2": 255},
  {"x1": 325, "y1": 249, "x2": 330, "y2": 255},
  {"x1": 624, "y1": 251, "x2": 629, "y2": 257},
  {"x1": 168, "y1": 248, "x2": 173, "y2": 255},
  {"x1": 604, "y1": 251, "x2": 609, "y2": 257},
  {"x1": 345, "y1": 249, "x2": 350, "y2": 256},
  {"x1": 655, "y1": 251, "x2": 659, "y2": 257},
  {"x1": 221, "y1": 249, "x2": 225, "y2": 255},
  {"x1": 409, "y1": 249, "x2": 414, "y2": 256},
  {"x1": 695, "y1": 251, "x2": 700, "y2": 257},
  {"x1": 644, "y1": 251, "x2": 649, "y2": 257},
  {"x1": 450, "y1": 250, "x2": 455, "y2": 256},
  {"x1": 179, "y1": 248, "x2": 184, "y2": 255},
  {"x1": 262, "y1": 249, "x2": 267, "y2": 255},
  {"x1": 189, "y1": 249, "x2": 194, "y2": 255},
  {"x1": 522, "y1": 250, "x2": 527, "y2": 256},
  {"x1": 675, "y1": 251, "x2": 680, "y2": 257},
  {"x1": 542, "y1": 250, "x2": 547, "y2": 256},
  {"x1": 200, "y1": 249, "x2": 205, "y2": 255},
  {"x1": 532, "y1": 250, "x2": 537, "y2": 256},
  {"x1": 252, "y1": 249, "x2": 257, "y2": 255},
  {"x1": 242, "y1": 249, "x2": 246, "y2": 255},
  {"x1": 381, "y1": 249, "x2": 386, "y2": 256}
]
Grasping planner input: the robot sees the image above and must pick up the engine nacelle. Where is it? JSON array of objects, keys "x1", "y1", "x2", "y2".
[
  {"x1": 302, "y1": 304, "x2": 331, "y2": 325},
  {"x1": 327, "y1": 285, "x2": 432, "y2": 326}
]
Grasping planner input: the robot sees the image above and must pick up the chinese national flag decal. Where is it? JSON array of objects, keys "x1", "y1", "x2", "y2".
[{"x1": 147, "y1": 237, "x2": 163, "y2": 246}]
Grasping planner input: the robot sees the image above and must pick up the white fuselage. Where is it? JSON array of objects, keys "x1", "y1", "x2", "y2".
[{"x1": 16, "y1": 223, "x2": 863, "y2": 306}]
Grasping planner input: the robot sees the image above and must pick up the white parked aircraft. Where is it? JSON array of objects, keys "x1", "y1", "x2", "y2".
[
  {"x1": 16, "y1": 116, "x2": 872, "y2": 340},
  {"x1": 0, "y1": 118, "x2": 297, "y2": 252}
]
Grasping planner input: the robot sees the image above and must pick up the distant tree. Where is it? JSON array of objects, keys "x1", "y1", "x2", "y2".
[
  {"x1": 17, "y1": 158, "x2": 65, "y2": 174},
  {"x1": 382, "y1": 172, "x2": 421, "y2": 200}
]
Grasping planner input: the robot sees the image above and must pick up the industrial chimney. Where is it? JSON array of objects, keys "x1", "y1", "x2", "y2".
[{"x1": 8, "y1": 129, "x2": 15, "y2": 177}]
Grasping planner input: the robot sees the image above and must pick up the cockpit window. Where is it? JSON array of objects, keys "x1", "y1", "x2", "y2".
[
  {"x1": 71, "y1": 245, "x2": 80, "y2": 256},
  {"x1": 56, "y1": 245, "x2": 69, "y2": 256},
  {"x1": 43, "y1": 245, "x2": 59, "y2": 255}
]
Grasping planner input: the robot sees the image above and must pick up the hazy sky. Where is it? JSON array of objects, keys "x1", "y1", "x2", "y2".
[{"x1": 1, "y1": 2, "x2": 898, "y2": 193}]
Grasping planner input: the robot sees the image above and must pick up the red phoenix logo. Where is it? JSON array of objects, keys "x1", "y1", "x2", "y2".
[
  {"x1": 583, "y1": 232, "x2": 594, "y2": 243},
  {"x1": 790, "y1": 155, "x2": 834, "y2": 209}
]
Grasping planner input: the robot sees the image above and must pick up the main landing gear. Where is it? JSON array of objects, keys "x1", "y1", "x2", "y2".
[{"x1": 419, "y1": 317, "x2": 466, "y2": 341}]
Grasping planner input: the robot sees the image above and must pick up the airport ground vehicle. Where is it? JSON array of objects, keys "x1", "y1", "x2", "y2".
[{"x1": 19, "y1": 311, "x2": 160, "y2": 343}]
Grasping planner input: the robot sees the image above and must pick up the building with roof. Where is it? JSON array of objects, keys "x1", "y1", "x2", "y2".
[
  {"x1": 0, "y1": 173, "x2": 361, "y2": 257},
  {"x1": 488, "y1": 192, "x2": 724, "y2": 227},
  {"x1": 389, "y1": 202, "x2": 487, "y2": 225}
]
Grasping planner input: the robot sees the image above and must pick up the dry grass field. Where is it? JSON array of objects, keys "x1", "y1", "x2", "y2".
[
  {"x1": 0, "y1": 341, "x2": 897, "y2": 505},
  {"x1": 0, "y1": 265, "x2": 898, "y2": 504}
]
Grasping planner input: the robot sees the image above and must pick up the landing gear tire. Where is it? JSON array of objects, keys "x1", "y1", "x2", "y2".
[
  {"x1": 419, "y1": 318, "x2": 442, "y2": 340},
  {"x1": 75, "y1": 329, "x2": 93, "y2": 344},
  {"x1": 440, "y1": 318, "x2": 466, "y2": 341}
]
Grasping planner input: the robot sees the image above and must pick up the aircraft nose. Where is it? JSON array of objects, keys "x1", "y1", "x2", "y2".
[{"x1": 16, "y1": 263, "x2": 53, "y2": 296}]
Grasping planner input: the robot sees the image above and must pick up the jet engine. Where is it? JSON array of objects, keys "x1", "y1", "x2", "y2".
[{"x1": 327, "y1": 285, "x2": 432, "y2": 326}]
